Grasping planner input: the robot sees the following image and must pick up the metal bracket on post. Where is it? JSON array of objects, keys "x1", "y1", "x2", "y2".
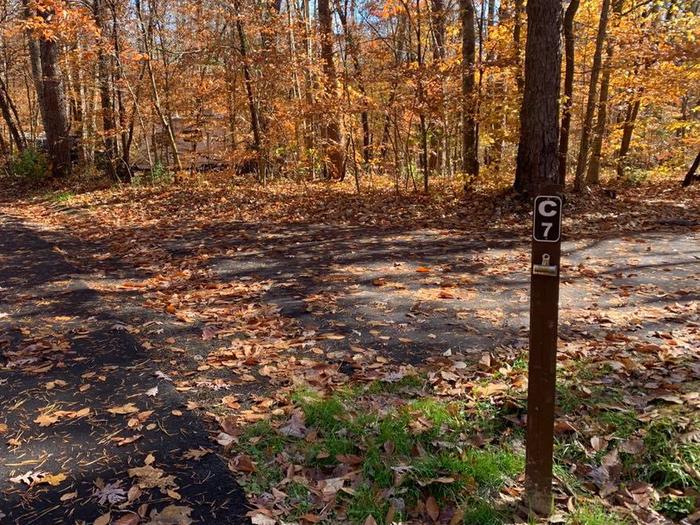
[{"x1": 532, "y1": 253, "x2": 558, "y2": 276}]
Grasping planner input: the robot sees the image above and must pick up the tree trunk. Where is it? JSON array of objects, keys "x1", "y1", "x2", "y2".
[
  {"x1": 336, "y1": 0, "x2": 371, "y2": 166},
  {"x1": 558, "y1": 0, "x2": 579, "y2": 186},
  {"x1": 573, "y1": 0, "x2": 611, "y2": 191},
  {"x1": 681, "y1": 150, "x2": 700, "y2": 187},
  {"x1": 234, "y1": 3, "x2": 262, "y2": 156},
  {"x1": 586, "y1": 45, "x2": 612, "y2": 185},
  {"x1": 616, "y1": 98, "x2": 640, "y2": 177},
  {"x1": 318, "y1": 0, "x2": 345, "y2": 179},
  {"x1": 94, "y1": 0, "x2": 118, "y2": 180},
  {"x1": 513, "y1": 0, "x2": 562, "y2": 196},
  {"x1": 513, "y1": 0, "x2": 524, "y2": 93},
  {"x1": 429, "y1": 0, "x2": 446, "y2": 174},
  {"x1": 0, "y1": 77, "x2": 26, "y2": 151},
  {"x1": 460, "y1": 0, "x2": 478, "y2": 184},
  {"x1": 39, "y1": 36, "x2": 71, "y2": 177},
  {"x1": 23, "y1": 0, "x2": 71, "y2": 177},
  {"x1": 135, "y1": 0, "x2": 181, "y2": 171}
]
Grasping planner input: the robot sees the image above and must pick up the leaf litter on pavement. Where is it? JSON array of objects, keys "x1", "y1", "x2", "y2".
[{"x1": 0, "y1": 178, "x2": 698, "y2": 524}]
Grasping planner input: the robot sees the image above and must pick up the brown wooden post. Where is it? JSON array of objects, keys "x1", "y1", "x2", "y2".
[{"x1": 525, "y1": 187, "x2": 563, "y2": 515}]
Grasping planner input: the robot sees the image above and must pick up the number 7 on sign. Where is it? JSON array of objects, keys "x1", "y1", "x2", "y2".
[{"x1": 541, "y1": 222, "x2": 553, "y2": 239}]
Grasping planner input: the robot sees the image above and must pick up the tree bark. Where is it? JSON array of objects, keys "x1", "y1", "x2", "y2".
[
  {"x1": 460, "y1": 0, "x2": 478, "y2": 184},
  {"x1": 586, "y1": 45, "x2": 613, "y2": 185},
  {"x1": 23, "y1": 0, "x2": 71, "y2": 177},
  {"x1": 429, "y1": 0, "x2": 446, "y2": 174},
  {"x1": 573, "y1": 0, "x2": 611, "y2": 191},
  {"x1": 681, "y1": 150, "x2": 700, "y2": 187},
  {"x1": 318, "y1": 0, "x2": 345, "y2": 179},
  {"x1": 0, "y1": 77, "x2": 26, "y2": 151},
  {"x1": 336, "y1": 0, "x2": 371, "y2": 165},
  {"x1": 616, "y1": 98, "x2": 640, "y2": 177},
  {"x1": 513, "y1": 0, "x2": 524, "y2": 93},
  {"x1": 39, "y1": 36, "x2": 71, "y2": 177},
  {"x1": 513, "y1": 0, "x2": 562, "y2": 196},
  {"x1": 558, "y1": 0, "x2": 579, "y2": 186},
  {"x1": 94, "y1": 0, "x2": 118, "y2": 180},
  {"x1": 233, "y1": 3, "x2": 262, "y2": 157}
]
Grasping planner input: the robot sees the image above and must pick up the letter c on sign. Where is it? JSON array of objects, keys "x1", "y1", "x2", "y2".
[{"x1": 538, "y1": 199, "x2": 558, "y2": 217}]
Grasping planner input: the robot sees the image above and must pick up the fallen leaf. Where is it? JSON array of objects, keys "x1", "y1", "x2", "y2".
[
  {"x1": 426, "y1": 495, "x2": 440, "y2": 521},
  {"x1": 229, "y1": 454, "x2": 255, "y2": 473},
  {"x1": 114, "y1": 514, "x2": 141, "y2": 525},
  {"x1": 146, "y1": 386, "x2": 159, "y2": 397},
  {"x1": 147, "y1": 505, "x2": 193, "y2": 525},
  {"x1": 279, "y1": 410, "x2": 307, "y2": 438},
  {"x1": 94, "y1": 513, "x2": 111, "y2": 525},
  {"x1": 60, "y1": 491, "x2": 78, "y2": 501},
  {"x1": 183, "y1": 447, "x2": 212, "y2": 460},
  {"x1": 43, "y1": 472, "x2": 67, "y2": 486},
  {"x1": 108, "y1": 403, "x2": 140, "y2": 415}
]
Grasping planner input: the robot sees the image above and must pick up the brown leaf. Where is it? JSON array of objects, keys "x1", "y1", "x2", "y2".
[
  {"x1": 113, "y1": 434, "x2": 143, "y2": 446},
  {"x1": 182, "y1": 447, "x2": 212, "y2": 461},
  {"x1": 114, "y1": 514, "x2": 141, "y2": 525},
  {"x1": 228, "y1": 454, "x2": 255, "y2": 473},
  {"x1": 279, "y1": 411, "x2": 307, "y2": 438},
  {"x1": 590, "y1": 436, "x2": 608, "y2": 452},
  {"x1": 426, "y1": 495, "x2": 440, "y2": 521},
  {"x1": 60, "y1": 491, "x2": 78, "y2": 501},
  {"x1": 336, "y1": 454, "x2": 363, "y2": 465},
  {"x1": 619, "y1": 438, "x2": 644, "y2": 454},
  {"x1": 146, "y1": 505, "x2": 193, "y2": 525},
  {"x1": 94, "y1": 513, "x2": 111, "y2": 525},
  {"x1": 108, "y1": 403, "x2": 140, "y2": 415}
]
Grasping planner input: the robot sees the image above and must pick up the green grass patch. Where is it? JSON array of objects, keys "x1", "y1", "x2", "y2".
[
  {"x1": 366, "y1": 374, "x2": 424, "y2": 394},
  {"x1": 251, "y1": 385, "x2": 524, "y2": 523},
  {"x1": 346, "y1": 484, "x2": 391, "y2": 524},
  {"x1": 461, "y1": 497, "x2": 504, "y2": 525},
  {"x1": 568, "y1": 501, "x2": 628, "y2": 524},
  {"x1": 49, "y1": 190, "x2": 75, "y2": 203},
  {"x1": 596, "y1": 410, "x2": 641, "y2": 439},
  {"x1": 641, "y1": 418, "x2": 700, "y2": 489},
  {"x1": 656, "y1": 495, "x2": 695, "y2": 521}
]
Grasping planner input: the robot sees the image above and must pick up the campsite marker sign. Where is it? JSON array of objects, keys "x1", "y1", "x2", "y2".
[{"x1": 525, "y1": 190, "x2": 563, "y2": 515}]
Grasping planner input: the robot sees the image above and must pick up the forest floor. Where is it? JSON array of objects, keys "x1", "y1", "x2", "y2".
[{"x1": 0, "y1": 176, "x2": 698, "y2": 525}]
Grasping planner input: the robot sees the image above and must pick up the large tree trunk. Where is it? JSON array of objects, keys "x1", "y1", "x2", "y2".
[
  {"x1": 39, "y1": 37, "x2": 71, "y2": 177},
  {"x1": 558, "y1": 0, "x2": 579, "y2": 186},
  {"x1": 460, "y1": 0, "x2": 478, "y2": 184},
  {"x1": 94, "y1": 0, "x2": 118, "y2": 180},
  {"x1": 513, "y1": 0, "x2": 562, "y2": 196},
  {"x1": 573, "y1": 0, "x2": 611, "y2": 191},
  {"x1": 318, "y1": 0, "x2": 345, "y2": 179},
  {"x1": 23, "y1": 0, "x2": 71, "y2": 177}
]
